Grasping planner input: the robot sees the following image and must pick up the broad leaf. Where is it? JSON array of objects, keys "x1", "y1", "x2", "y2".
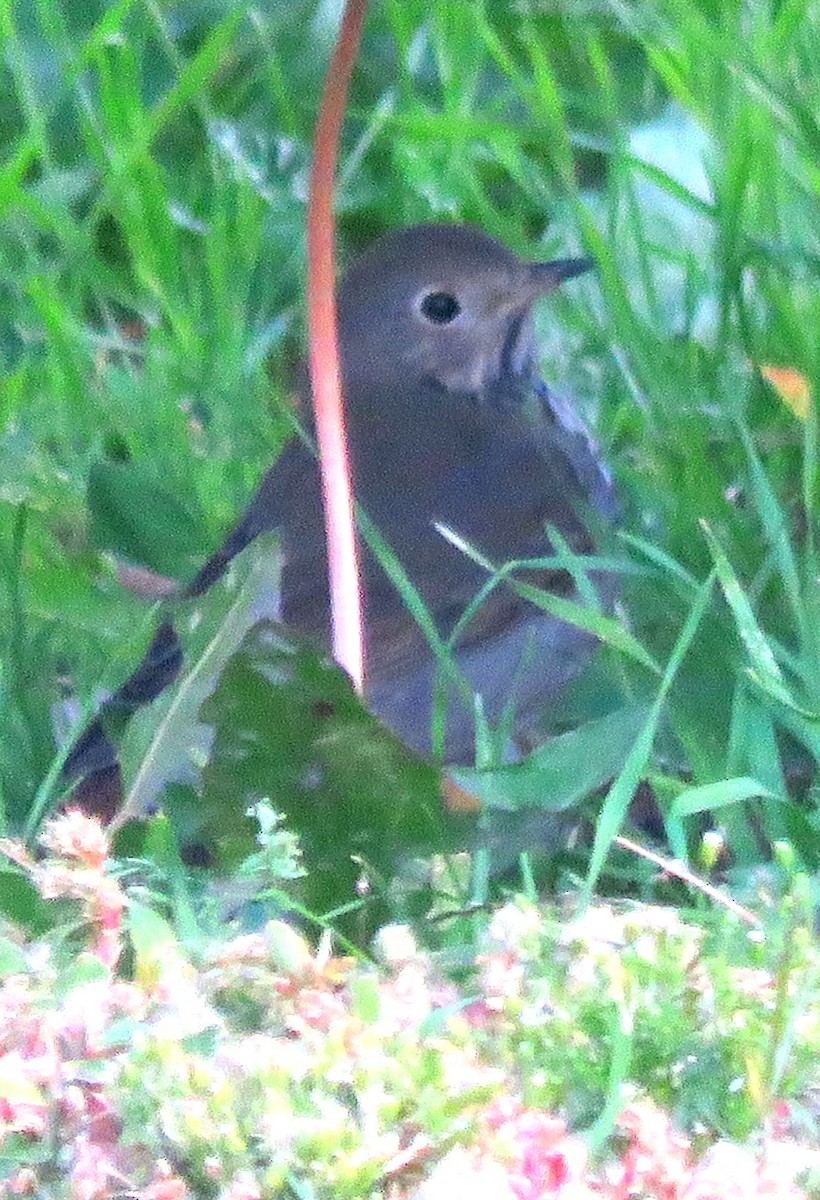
[
  {"x1": 198, "y1": 620, "x2": 454, "y2": 917},
  {"x1": 88, "y1": 460, "x2": 209, "y2": 578}
]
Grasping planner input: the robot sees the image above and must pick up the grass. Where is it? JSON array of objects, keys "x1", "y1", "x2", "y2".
[{"x1": 1, "y1": 0, "x2": 819, "y2": 912}]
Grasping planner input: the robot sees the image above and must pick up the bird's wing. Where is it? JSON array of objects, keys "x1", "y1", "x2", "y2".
[
  {"x1": 533, "y1": 380, "x2": 617, "y2": 524},
  {"x1": 185, "y1": 436, "x2": 316, "y2": 598},
  {"x1": 61, "y1": 619, "x2": 183, "y2": 809},
  {"x1": 63, "y1": 436, "x2": 315, "y2": 799},
  {"x1": 358, "y1": 381, "x2": 616, "y2": 684}
]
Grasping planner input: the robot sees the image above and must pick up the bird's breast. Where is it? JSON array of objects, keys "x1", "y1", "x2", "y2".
[{"x1": 350, "y1": 419, "x2": 553, "y2": 583}]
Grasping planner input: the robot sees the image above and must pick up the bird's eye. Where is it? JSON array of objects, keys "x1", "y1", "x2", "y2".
[{"x1": 418, "y1": 291, "x2": 461, "y2": 325}]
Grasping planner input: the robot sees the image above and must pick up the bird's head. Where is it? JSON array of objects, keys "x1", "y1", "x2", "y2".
[{"x1": 337, "y1": 223, "x2": 593, "y2": 396}]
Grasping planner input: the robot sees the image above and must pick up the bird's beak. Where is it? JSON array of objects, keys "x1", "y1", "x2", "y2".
[{"x1": 526, "y1": 256, "x2": 596, "y2": 296}]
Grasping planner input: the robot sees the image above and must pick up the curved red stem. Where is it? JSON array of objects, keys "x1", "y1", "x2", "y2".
[{"x1": 306, "y1": 0, "x2": 368, "y2": 693}]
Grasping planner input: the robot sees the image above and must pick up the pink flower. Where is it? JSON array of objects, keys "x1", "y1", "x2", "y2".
[
  {"x1": 39, "y1": 811, "x2": 110, "y2": 870},
  {"x1": 611, "y1": 1101, "x2": 690, "y2": 1200},
  {"x1": 483, "y1": 1098, "x2": 588, "y2": 1199},
  {"x1": 67, "y1": 1132, "x2": 129, "y2": 1200},
  {"x1": 477, "y1": 950, "x2": 526, "y2": 1010},
  {"x1": 6, "y1": 1167, "x2": 39, "y2": 1195},
  {"x1": 141, "y1": 1160, "x2": 190, "y2": 1200},
  {"x1": 0, "y1": 1052, "x2": 50, "y2": 1140},
  {"x1": 289, "y1": 987, "x2": 348, "y2": 1033}
]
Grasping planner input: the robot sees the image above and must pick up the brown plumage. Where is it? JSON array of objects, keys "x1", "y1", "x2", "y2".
[{"x1": 65, "y1": 223, "x2": 616, "y2": 814}]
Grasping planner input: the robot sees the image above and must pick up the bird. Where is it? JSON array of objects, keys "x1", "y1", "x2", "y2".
[{"x1": 63, "y1": 222, "x2": 617, "y2": 819}]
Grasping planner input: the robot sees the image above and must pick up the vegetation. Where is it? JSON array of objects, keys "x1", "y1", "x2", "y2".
[
  {"x1": 0, "y1": 811, "x2": 817, "y2": 1197},
  {"x1": 1, "y1": 0, "x2": 819, "y2": 1192}
]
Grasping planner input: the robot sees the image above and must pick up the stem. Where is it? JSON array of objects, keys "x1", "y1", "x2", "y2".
[{"x1": 306, "y1": 0, "x2": 368, "y2": 692}]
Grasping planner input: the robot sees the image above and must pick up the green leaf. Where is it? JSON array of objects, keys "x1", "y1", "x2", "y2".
[
  {"x1": 0, "y1": 934, "x2": 27, "y2": 978},
  {"x1": 127, "y1": 898, "x2": 180, "y2": 983},
  {"x1": 51, "y1": 955, "x2": 111, "y2": 1000},
  {"x1": 198, "y1": 619, "x2": 454, "y2": 920},
  {"x1": 0, "y1": 869, "x2": 52, "y2": 936},
  {"x1": 87, "y1": 460, "x2": 209, "y2": 579},
  {"x1": 673, "y1": 776, "x2": 775, "y2": 817},
  {"x1": 701, "y1": 520, "x2": 818, "y2": 718},
  {"x1": 433, "y1": 524, "x2": 660, "y2": 675},
  {"x1": 141, "y1": 814, "x2": 201, "y2": 943},
  {"x1": 581, "y1": 570, "x2": 716, "y2": 905},
  {"x1": 451, "y1": 703, "x2": 649, "y2": 814},
  {"x1": 513, "y1": 580, "x2": 661, "y2": 674},
  {"x1": 116, "y1": 536, "x2": 282, "y2": 822}
]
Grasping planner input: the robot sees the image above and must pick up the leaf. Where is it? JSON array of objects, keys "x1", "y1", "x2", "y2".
[
  {"x1": 673, "y1": 776, "x2": 775, "y2": 817},
  {"x1": 87, "y1": 460, "x2": 209, "y2": 578},
  {"x1": 51, "y1": 954, "x2": 110, "y2": 999},
  {"x1": 701, "y1": 520, "x2": 817, "y2": 718},
  {"x1": 450, "y1": 704, "x2": 649, "y2": 814},
  {"x1": 431, "y1": 523, "x2": 660, "y2": 674},
  {"x1": 581, "y1": 570, "x2": 716, "y2": 905},
  {"x1": 0, "y1": 935, "x2": 27, "y2": 979},
  {"x1": 116, "y1": 536, "x2": 283, "y2": 823},
  {"x1": 700, "y1": 521, "x2": 782, "y2": 682},
  {"x1": 513, "y1": 581, "x2": 661, "y2": 674},
  {"x1": 127, "y1": 899, "x2": 181, "y2": 990},
  {"x1": 776, "y1": 802, "x2": 820, "y2": 872},
  {"x1": 760, "y1": 364, "x2": 812, "y2": 419},
  {"x1": 0, "y1": 870, "x2": 53, "y2": 936},
  {"x1": 449, "y1": 704, "x2": 650, "y2": 872},
  {"x1": 198, "y1": 619, "x2": 454, "y2": 919}
]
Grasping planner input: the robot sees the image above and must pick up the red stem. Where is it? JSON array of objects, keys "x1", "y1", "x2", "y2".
[{"x1": 306, "y1": 0, "x2": 368, "y2": 692}]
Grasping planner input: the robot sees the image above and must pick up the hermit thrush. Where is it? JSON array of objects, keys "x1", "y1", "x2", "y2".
[{"x1": 65, "y1": 223, "x2": 616, "y2": 813}]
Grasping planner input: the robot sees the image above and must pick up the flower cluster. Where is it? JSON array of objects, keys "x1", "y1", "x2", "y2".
[{"x1": 0, "y1": 814, "x2": 817, "y2": 1199}]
